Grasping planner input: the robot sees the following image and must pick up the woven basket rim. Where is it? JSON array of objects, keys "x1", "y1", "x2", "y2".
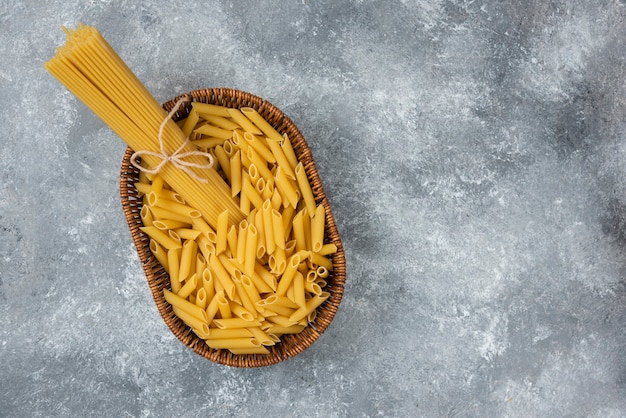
[{"x1": 119, "y1": 87, "x2": 346, "y2": 367}]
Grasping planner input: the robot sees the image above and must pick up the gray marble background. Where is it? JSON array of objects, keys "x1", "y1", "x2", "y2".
[{"x1": 2, "y1": 0, "x2": 626, "y2": 416}]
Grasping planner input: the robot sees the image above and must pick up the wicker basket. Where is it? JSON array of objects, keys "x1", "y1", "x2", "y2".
[{"x1": 119, "y1": 88, "x2": 346, "y2": 367}]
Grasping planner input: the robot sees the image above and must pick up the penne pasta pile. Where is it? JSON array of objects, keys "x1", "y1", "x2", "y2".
[{"x1": 137, "y1": 105, "x2": 336, "y2": 354}]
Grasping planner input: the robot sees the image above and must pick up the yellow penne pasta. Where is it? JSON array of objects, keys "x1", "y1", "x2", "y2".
[
  {"x1": 204, "y1": 328, "x2": 253, "y2": 340},
  {"x1": 149, "y1": 239, "x2": 169, "y2": 271},
  {"x1": 229, "y1": 150, "x2": 242, "y2": 197},
  {"x1": 242, "y1": 173, "x2": 264, "y2": 210},
  {"x1": 318, "y1": 243, "x2": 338, "y2": 256},
  {"x1": 271, "y1": 209, "x2": 286, "y2": 250},
  {"x1": 178, "y1": 239, "x2": 198, "y2": 281},
  {"x1": 216, "y1": 290, "x2": 232, "y2": 319},
  {"x1": 311, "y1": 204, "x2": 326, "y2": 253},
  {"x1": 226, "y1": 107, "x2": 263, "y2": 135},
  {"x1": 172, "y1": 306, "x2": 209, "y2": 337},
  {"x1": 153, "y1": 219, "x2": 190, "y2": 231},
  {"x1": 195, "y1": 287, "x2": 207, "y2": 310},
  {"x1": 177, "y1": 273, "x2": 198, "y2": 299},
  {"x1": 192, "y1": 137, "x2": 227, "y2": 149},
  {"x1": 274, "y1": 166, "x2": 299, "y2": 208},
  {"x1": 244, "y1": 132, "x2": 276, "y2": 163},
  {"x1": 173, "y1": 228, "x2": 202, "y2": 241},
  {"x1": 265, "y1": 324, "x2": 306, "y2": 335},
  {"x1": 202, "y1": 268, "x2": 215, "y2": 302},
  {"x1": 236, "y1": 221, "x2": 248, "y2": 265},
  {"x1": 208, "y1": 254, "x2": 236, "y2": 300},
  {"x1": 229, "y1": 302, "x2": 256, "y2": 322},
  {"x1": 192, "y1": 102, "x2": 231, "y2": 117},
  {"x1": 215, "y1": 210, "x2": 229, "y2": 255},
  {"x1": 240, "y1": 108, "x2": 283, "y2": 141},
  {"x1": 293, "y1": 271, "x2": 306, "y2": 308},
  {"x1": 226, "y1": 225, "x2": 238, "y2": 258},
  {"x1": 280, "y1": 133, "x2": 299, "y2": 170},
  {"x1": 276, "y1": 253, "x2": 302, "y2": 295},
  {"x1": 244, "y1": 225, "x2": 258, "y2": 276},
  {"x1": 194, "y1": 123, "x2": 232, "y2": 139},
  {"x1": 140, "y1": 205, "x2": 154, "y2": 227},
  {"x1": 203, "y1": 114, "x2": 241, "y2": 131},
  {"x1": 181, "y1": 109, "x2": 200, "y2": 137},
  {"x1": 148, "y1": 206, "x2": 193, "y2": 224},
  {"x1": 213, "y1": 318, "x2": 262, "y2": 329},
  {"x1": 135, "y1": 181, "x2": 152, "y2": 195},
  {"x1": 309, "y1": 251, "x2": 334, "y2": 271},
  {"x1": 267, "y1": 139, "x2": 296, "y2": 181},
  {"x1": 190, "y1": 217, "x2": 217, "y2": 243},
  {"x1": 294, "y1": 162, "x2": 316, "y2": 217},
  {"x1": 205, "y1": 292, "x2": 220, "y2": 323},
  {"x1": 261, "y1": 200, "x2": 276, "y2": 254},
  {"x1": 163, "y1": 288, "x2": 208, "y2": 322},
  {"x1": 291, "y1": 210, "x2": 307, "y2": 252},
  {"x1": 232, "y1": 275, "x2": 258, "y2": 318},
  {"x1": 140, "y1": 226, "x2": 182, "y2": 250},
  {"x1": 264, "y1": 313, "x2": 297, "y2": 328},
  {"x1": 205, "y1": 337, "x2": 261, "y2": 350},
  {"x1": 269, "y1": 247, "x2": 286, "y2": 275},
  {"x1": 152, "y1": 195, "x2": 202, "y2": 219},
  {"x1": 227, "y1": 346, "x2": 271, "y2": 355},
  {"x1": 289, "y1": 292, "x2": 330, "y2": 323},
  {"x1": 213, "y1": 145, "x2": 231, "y2": 182},
  {"x1": 247, "y1": 326, "x2": 275, "y2": 346}
]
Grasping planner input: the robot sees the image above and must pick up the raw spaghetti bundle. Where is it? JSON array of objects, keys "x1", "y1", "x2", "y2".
[{"x1": 44, "y1": 24, "x2": 243, "y2": 228}]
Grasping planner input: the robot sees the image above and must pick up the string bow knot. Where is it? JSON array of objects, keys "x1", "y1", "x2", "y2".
[{"x1": 130, "y1": 97, "x2": 213, "y2": 183}]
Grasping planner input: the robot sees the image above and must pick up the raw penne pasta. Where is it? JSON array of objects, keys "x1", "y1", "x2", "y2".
[
  {"x1": 311, "y1": 204, "x2": 326, "y2": 253},
  {"x1": 247, "y1": 326, "x2": 275, "y2": 346},
  {"x1": 208, "y1": 254, "x2": 236, "y2": 300},
  {"x1": 227, "y1": 346, "x2": 271, "y2": 355},
  {"x1": 163, "y1": 289, "x2": 208, "y2": 322},
  {"x1": 192, "y1": 137, "x2": 228, "y2": 150},
  {"x1": 194, "y1": 124, "x2": 233, "y2": 139},
  {"x1": 226, "y1": 108, "x2": 263, "y2": 135},
  {"x1": 289, "y1": 292, "x2": 330, "y2": 323},
  {"x1": 280, "y1": 133, "x2": 299, "y2": 170},
  {"x1": 204, "y1": 328, "x2": 253, "y2": 340},
  {"x1": 172, "y1": 306, "x2": 209, "y2": 336},
  {"x1": 275, "y1": 253, "x2": 302, "y2": 296},
  {"x1": 271, "y1": 209, "x2": 286, "y2": 250},
  {"x1": 149, "y1": 206, "x2": 194, "y2": 224},
  {"x1": 294, "y1": 163, "x2": 317, "y2": 217},
  {"x1": 153, "y1": 219, "x2": 190, "y2": 231},
  {"x1": 215, "y1": 210, "x2": 229, "y2": 255},
  {"x1": 178, "y1": 239, "x2": 198, "y2": 282},
  {"x1": 244, "y1": 132, "x2": 276, "y2": 163},
  {"x1": 190, "y1": 217, "x2": 217, "y2": 243},
  {"x1": 318, "y1": 243, "x2": 338, "y2": 256},
  {"x1": 192, "y1": 102, "x2": 231, "y2": 117},
  {"x1": 140, "y1": 226, "x2": 182, "y2": 250},
  {"x1": 203, "y1": 114, "x2": 241, "y2": 131},
  {"x1": 213, "y1": 318, "x2": 262, "y2": 329},
  {"x1": 149, "y1": 239, "x2": 169, "y2": 272},
  {"x1": 240, "y1": 108, "x2": 283, "y2": 141},
  {"x1": 274, "y1": 166, "x2": 299, "y2": 208},
  {"x1": 244, "y1": 225, "x2": 258, "y2": 276},
  {"x1": 177, "y1": 273, "x2": 199, "y2": 299},
  {"x1": 173, "y1": 228, "x2": 202, "y2": 241},
  {"x1": 140, "y1": 205, "x2": 154, "y2": 227},
  {"x1": 205, "y1": 338, "x2": 261, "y2": 350},
  {"x1": 181, "y1": 110, "x2": 200, "y2": 137},
  {"x1": 230, "y1": 302, "x2": 256, "y2": 322}
]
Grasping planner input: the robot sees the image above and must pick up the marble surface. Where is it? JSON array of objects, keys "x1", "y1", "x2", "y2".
[{"x1": 2, "y1": 0, "x2": 626, "y2": 416}]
